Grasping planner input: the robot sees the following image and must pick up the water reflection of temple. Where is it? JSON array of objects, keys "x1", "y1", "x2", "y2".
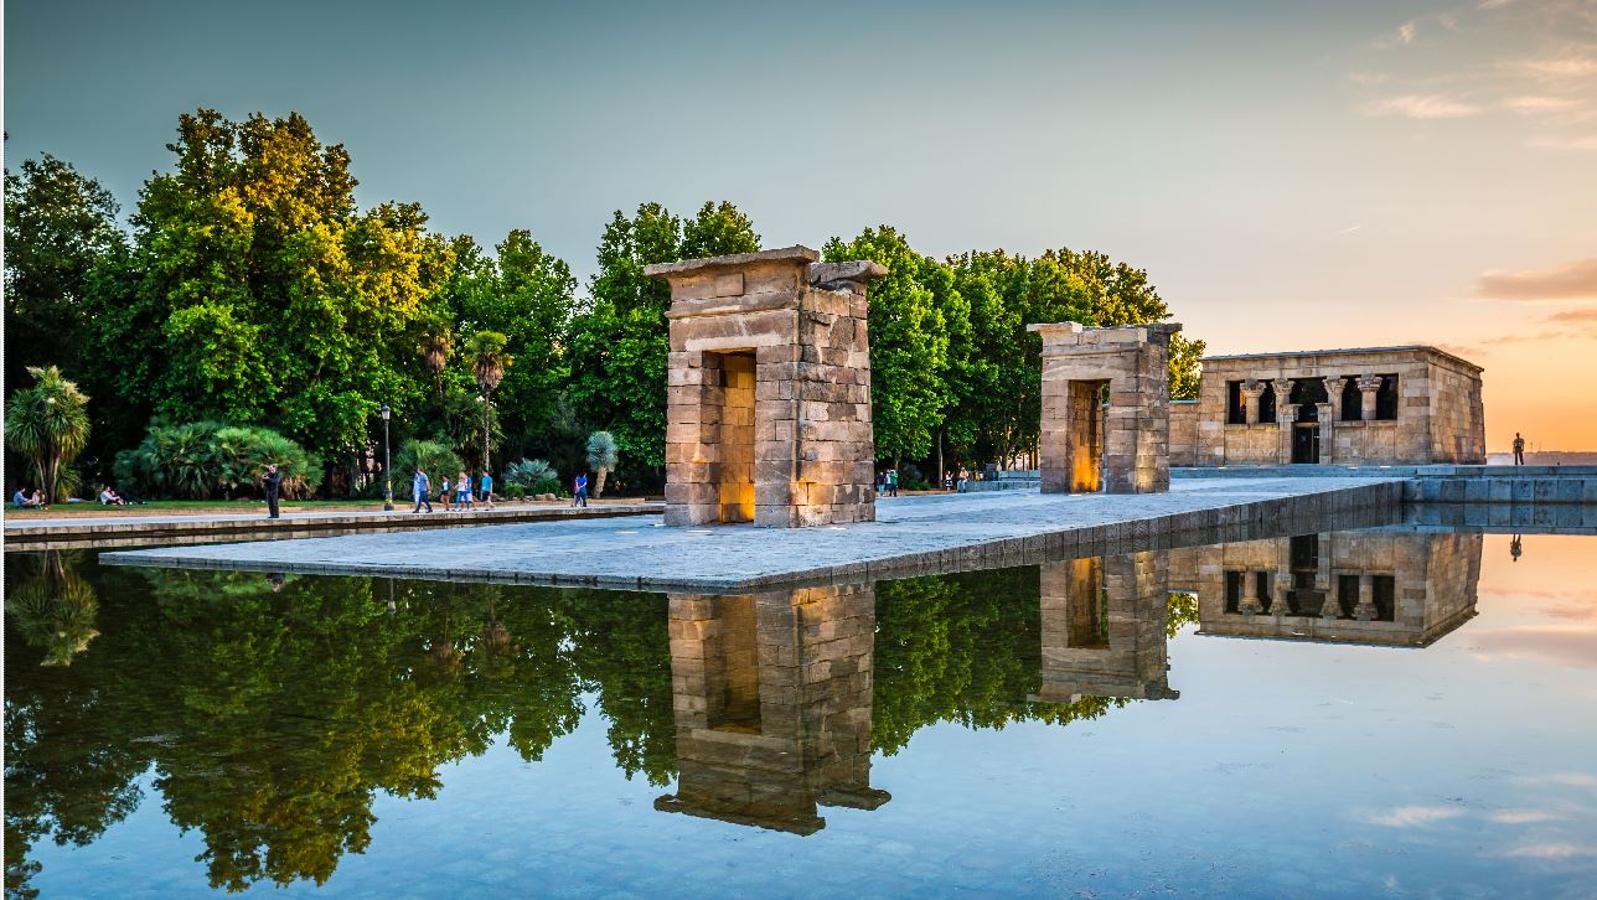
[
  {"x1": 654, "y1": 584, "x2": 889, "y2": 834},
  {"x1": 1035, "y1": 551, "x2": 1179, "y2": 704},
  {"x1": 1171, "y1": 530, "x2": 1482, "y2": 647}
]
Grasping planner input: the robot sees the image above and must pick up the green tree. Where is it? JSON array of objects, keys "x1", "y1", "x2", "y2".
[
  {"x1": 823, "y1": 227, "x2": 951, "y2": 463},
  {"x1": 6, "y1": 366, "x2": 92, "y2": 502},
  {"x1": 2, "y1": 154, "x2": 125, "y2": 393},
  {"x1": 464, "y1": 330, "x2": 511, "y2": 471},
  {"x1": 82, "y1": 109, "x2": 455, "y2": 479},
  {"x1": 566, "y1": 202, "x2": 759, "y2": 480}
]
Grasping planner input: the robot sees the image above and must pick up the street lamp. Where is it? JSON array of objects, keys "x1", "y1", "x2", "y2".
[{"x1": 380, "y1": 404, "x2": 393, "y2": 511}]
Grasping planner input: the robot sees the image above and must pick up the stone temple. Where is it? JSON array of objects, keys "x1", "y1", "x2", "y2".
[
  {"x1": 1171, "y1": 346, "x2": 1485, "y2": 466},
  {"x1": 646, "y1": 247, "x2": 884, "y2": 527}
]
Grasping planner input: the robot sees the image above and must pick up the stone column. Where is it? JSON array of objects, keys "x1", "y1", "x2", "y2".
[
  {"x1": 1357, "y1": 375, "x2": 1382, "y2": 422},
  {"x1": 1316, "y1": 394, "x2": 1335, "y2": 465},
  {"x1": 1278, "y1": 379, "x2": 1298, "y2": 464},
  {"x1": 1239, "y1": 570, "x2": 1263, "y2": 615},
  {"x1": 1241, "y1": 379, "x2": 1266, "y2": 425},
  {"x1": 1354, "y1": 573, "x2": 1377, "y2": 621},
  {"x1": 1324, "y1": 376, "x2": 1346, "y2": 422}
]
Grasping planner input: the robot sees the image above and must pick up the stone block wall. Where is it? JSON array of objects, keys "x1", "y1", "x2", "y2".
[
  {"x1": 1170, "y1": 400, "x2": 1199, "y2": 467},
  {"x1": 649, "y1": 247, "x2": 885, "y2": 527},
  {"x1": 1030, "y1": 322, "x2": 1180, "y2": 494},
  {"x1": 1190, "y1": 347, "x2": 1485, "y2": 466}
]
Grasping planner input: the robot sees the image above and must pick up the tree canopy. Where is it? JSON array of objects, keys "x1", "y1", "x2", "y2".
[{"x1": 4, "y1": 107, "x2": 1206, "y2": 498}]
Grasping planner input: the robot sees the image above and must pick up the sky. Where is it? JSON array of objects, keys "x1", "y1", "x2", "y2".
[{"x1": 5, "y1": 0, "x2": 1595, "y2": 450}]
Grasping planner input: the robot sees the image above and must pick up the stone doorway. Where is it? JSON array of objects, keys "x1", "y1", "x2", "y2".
[
  {"x1": 1067, "y1": 381, "x2": 1108, "y2": 492},
  {"x1": 1029, "y1": 321, "x2": 1181, "y2": 494},
  {"x1": 709, "y1": 351, "x2": 756, "y2": 523},
  {"x1": 1292, "y1": 423, "x2": 1321, "y2": 464}
]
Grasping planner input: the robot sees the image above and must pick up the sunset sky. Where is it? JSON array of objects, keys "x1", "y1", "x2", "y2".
[{"x1": 7, "y1": 0, "x2": 1595, "y2": 450}]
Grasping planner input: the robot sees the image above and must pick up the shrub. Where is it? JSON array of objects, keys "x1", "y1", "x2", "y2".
[
  {"x1": 114, "y1": 421, "x2": 321, "y2": 499},
  {"x1": 395, "y1": 439, "x2": 463, "y2": 485},
  {"x1": 505, "y1": 458, "x2": 561, "y2": 496}
]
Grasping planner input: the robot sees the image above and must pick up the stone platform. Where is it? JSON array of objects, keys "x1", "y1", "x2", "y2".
[
  {"x1": 6, "y1": 501, "x2": 661, "y2": 551},
  {"x1": 101, "y1": 477, "x2": 1405, "y2": 592}
]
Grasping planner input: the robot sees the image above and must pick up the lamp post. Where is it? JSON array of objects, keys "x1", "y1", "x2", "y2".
[{"x1": 380, "y1": 404, "x2": 393, "y2": 511}]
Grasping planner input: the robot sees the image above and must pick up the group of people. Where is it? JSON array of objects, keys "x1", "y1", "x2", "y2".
[
  {"x1": 409, "y1": 467, "x2": 496, "y2": 514},
  {"x1": 11, "y1": 486, "x2": 47, "y2": 509},
  {"x1": 875, "y1": 469, "x2": 900, "y2": 496}
]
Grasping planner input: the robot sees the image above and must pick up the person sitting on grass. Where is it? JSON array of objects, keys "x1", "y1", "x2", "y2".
[
  {"x1": 98, "y1": 485, "x2": 127, "y2": 506},
  {"x1": 13, "y1": 485, "x2": 44, "y2": 508}
]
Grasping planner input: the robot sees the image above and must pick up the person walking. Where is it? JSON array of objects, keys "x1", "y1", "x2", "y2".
[
  {"x1": 412, "y1": 466, "x2": 433, "y2": 513},
  {"x1": 887, "y1": 468, "x2": 899, "y2": 497},
  {"x1": 479, "y1": 470, "x2": 495, "y2": 509},
  {"x1": 262, "y1": 464, "x2": 283, "y2": 519},
  {"x1": 456, "y1": 470, "x2": 474, "y2": 510},
  {"x1": 573, "y1": 473, "x2": 589, "y2": 508},
  {"x1": 440, "y1": 472, "x2": 454, "y2": 511},
  {"x1": 1513, "y1": 432, "x2": 1526, "y2": 466}
]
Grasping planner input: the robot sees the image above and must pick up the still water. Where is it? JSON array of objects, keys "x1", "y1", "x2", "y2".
[{"x1": 5, "y1": 527, "x2": 1596, "y2": 898}]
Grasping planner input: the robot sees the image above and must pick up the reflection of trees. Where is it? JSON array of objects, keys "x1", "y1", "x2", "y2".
[
  {"x1": 873, "y1": 567, "x2": 1126, "y2": 756},
  {"x1": 6, "y1": 552, "x2": 101, "y2": 667},
  {"x1": 5, "y1": 556, "x2": 1144, "y2": 895}
]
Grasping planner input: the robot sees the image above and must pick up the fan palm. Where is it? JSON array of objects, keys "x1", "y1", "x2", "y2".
[
  {"x1": 6, "y1": 366, "x2": 92, "y2": 502},
  {"x1": 464, "y1": 331, "x2": 512, "y2": 472}
]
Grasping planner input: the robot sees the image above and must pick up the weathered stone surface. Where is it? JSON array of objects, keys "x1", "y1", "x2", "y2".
[
  {"x1": 651, "y1": 245, "x2": 885, "y2": 528},
  {"x1": 1174, "y1": 346, "x2": 1485, "y2": 467},
  {"x1": 1029, "y1": 321, "x2": 1179, "y2": 494}
]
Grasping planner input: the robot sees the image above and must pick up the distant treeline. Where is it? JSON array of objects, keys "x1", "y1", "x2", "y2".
[{"x1": 3, "y1": 108, "x2": 1202, "y2": 496}]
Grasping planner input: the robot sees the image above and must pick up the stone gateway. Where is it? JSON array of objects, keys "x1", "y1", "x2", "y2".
[
  {"x1": 646, "y1": 246, "x2": 885, "y2": 527},
  {"x1": 1029, "y1": 321, "x2": 1181, "y2": 494}
]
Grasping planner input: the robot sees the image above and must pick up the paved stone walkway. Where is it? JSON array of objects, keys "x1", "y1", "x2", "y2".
[
  {"x1": 102, "y1": 477, "x2": 1403, "y2": 591},
  {"x1": 6, "y1": 501, "x2": 661, "y2": 550}
]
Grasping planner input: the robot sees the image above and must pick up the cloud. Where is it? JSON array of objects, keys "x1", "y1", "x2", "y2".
[
  {"x1": 1529, "y1": 133, "x2": 1597, "y2": 150},
  {"x1": 1474, "y1": 624, "x2": 1597, "y2": 667},
  {"x1": 1364, "y1": 94, "x2": 1484, "y2": 119},
  {"x1": 1399, "y1": 21, "x2": 1418, "y2": 45},
  {"x1": 1489, "y1": 810, "x2": 1562, "y2": 824},
  {"x1": 1478, "y1": 258, "x2": 1597, "y2": 301},
  {"x1": 1364, "y1": 804, "x2": 1466, "y2": 827},
  {"x1": 1348, "y1": 71, "x2": 1390, "y2": 86},
  {"x1": 1519, "y1": 52, "x2": 1597, "y2": 80},
  {"x1": 1479, "y1": 0, "x2": 1516, "y2": 8},
  {"x1": 1336, "y1": 224, "x2": 1363, "y2": 235},
  {"x1": 1548, "y1": 308, "x2": 1597, "y2": 323},
  {"x1": 1506, "y1": 95, "x2": 1585, "y2": 115},
  {"x1": 1500, "y1": 842, "x2": 1597, "y2": 859}
]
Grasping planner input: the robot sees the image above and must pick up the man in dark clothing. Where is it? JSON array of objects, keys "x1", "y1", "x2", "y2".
[
  {"x1": 263, "y1": 464, "x2": 283, "y2": 519},
  {"x1": 1513, "y1": 433, "x2": 1526, "y2": 466}
]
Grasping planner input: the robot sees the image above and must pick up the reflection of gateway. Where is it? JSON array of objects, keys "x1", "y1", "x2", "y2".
[
  {"x1": 1034, "y1": 551, "x2": 1180, "y2": 703},
  {"x1": 655, "y1": 584, "x2": 888, "y2": 834},
  {"x1": 1171, "y1": 531, "x2": 1481, "y2": 647}
]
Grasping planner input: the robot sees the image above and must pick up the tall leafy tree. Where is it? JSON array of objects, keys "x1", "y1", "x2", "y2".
[
  {"x1": 82, "y1": 108, "x2": 454, "y2": 474},
  {"x1": 566, "y1": 201, "x2": 759, "y2": 479},
  {"x1": 2, "y1": 154, "x2": 126, "y2": 392},
  {"x1": 823, "y1": 226, "x2": 952, "y2": 464}
]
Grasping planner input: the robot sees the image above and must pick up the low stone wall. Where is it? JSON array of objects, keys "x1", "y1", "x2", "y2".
[{"x1": 1173, "y1": 465, "x2": 1597, "y2": 505}]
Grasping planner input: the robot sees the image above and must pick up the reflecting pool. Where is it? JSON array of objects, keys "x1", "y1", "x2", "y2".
[{"x1": 6, "y1": 527, "x2": 1596, "y2": 897}]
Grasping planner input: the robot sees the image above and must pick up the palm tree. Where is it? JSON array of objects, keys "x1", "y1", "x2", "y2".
[
  {"x1": 465, "y1": 331, "x2": 512, "y2": 473},
  {"x1": 6, "y1": 366, "x2": 91, "y2": 503},
  {"x1": 586, "y1": 431, "x2": 618, "y2": 499},
  {"x1": 419, "y1": 321, "x2": 454, "y2": 421}
]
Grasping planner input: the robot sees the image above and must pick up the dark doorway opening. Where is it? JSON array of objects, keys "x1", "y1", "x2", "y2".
[{"x1": 1292, "y1": 423, "x2": 1321, "y2": 463}]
